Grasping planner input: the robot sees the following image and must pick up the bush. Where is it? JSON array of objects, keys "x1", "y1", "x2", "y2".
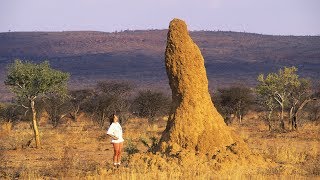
[
  {"x1": 133, "y1": 90, "x2": 171, "y2": 123},
  {"x1": 213, "y1": 86, "x2": 253, "y2": 125},
  {"x1": 68, "y1": 89, "x2": 94, "y2": 121},
  {"x1": 43, "y1": 94, "x2": 72, "y2": 127},
  {"x1": 305, "y1": 99, "x2": 320, "y2": 122},
  {"x1": 124, "y1": 139, "x2": 139, "y2": 156},
  {"x1": 84, "y1": 81, "x2": 134, "y2": 127},
  {"x1": 0, "y1": 103, "x2": 26, "y2": 123},
  {"x1": 140, "y1": 136, "x2": 159, "y2": 152}
]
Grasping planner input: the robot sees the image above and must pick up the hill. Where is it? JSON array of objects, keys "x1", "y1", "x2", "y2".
[{"x1": 0, "y1": 30, "x2": 319, "y2": 100}]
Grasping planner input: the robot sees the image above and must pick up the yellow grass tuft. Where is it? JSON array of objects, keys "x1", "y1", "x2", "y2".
[{"x1": 0, "y1": 121, "x2": 12, "y2": 135}]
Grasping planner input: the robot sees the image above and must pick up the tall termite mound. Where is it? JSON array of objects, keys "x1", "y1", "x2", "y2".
[{"x1": 157, "y1": 18, "x2": 238, "y2": 155}]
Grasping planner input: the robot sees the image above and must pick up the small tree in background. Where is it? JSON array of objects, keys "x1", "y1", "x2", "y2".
[
  {"x1": 97, "y1": 81, "x2": 133, "y2": 122},
  {"x1": 43, "y1": 94, "x2": 72, "y2": 127},
  {"x1": 306, "y1": 100, "x2": 320, "y2": 122},
  {"x1": 87, "y1": 81, "x2": 133, "y2": 127},
  {"x1": 4, "y1": 60, "x2": 69, "y2": 148},
  {"x1": 213, "y1": 86, "x2": 253, "y2": 125},
  {"x1": 68, "y1": 89, "x2": 94, "y2": 121},
  {"x1": 133, "y1": 90, "x2": 171, "y2": 123},
  {"x1": 0, "y1": 102, "x2": 26, "y2": 123},
  {"x1": 305, "y1": 82, "x2": 320, "y2": 122}
]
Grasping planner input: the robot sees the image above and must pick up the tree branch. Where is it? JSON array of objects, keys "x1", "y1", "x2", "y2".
[
  {"x1": 24, "y1": 109, "x2": 29, "y2": 116},
  {"x1": 274, "y1": 96, "x2": 282, "y2": 105},
  {"x1": 15, "y1": 82, "x2": 24, "y2": 89},
  {"x1": 21, "y1": 104, "x2": 29, "y2": 109}
]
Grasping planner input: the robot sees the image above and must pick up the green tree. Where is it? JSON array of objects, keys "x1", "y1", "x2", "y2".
[
  {"x1": 256, "y1": 66, "x2": 300, "y2": 130},
  {"x1": 4, "y1": 60, "x2": 69, "y2": 148},
  {"x1": 256, "y1": 92, "x2": 277, "y2": 131}
]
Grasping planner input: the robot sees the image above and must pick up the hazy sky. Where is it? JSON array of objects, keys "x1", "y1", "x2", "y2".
[{"x1": 1, "y1": 0, "x2": 319, "y2": 35}]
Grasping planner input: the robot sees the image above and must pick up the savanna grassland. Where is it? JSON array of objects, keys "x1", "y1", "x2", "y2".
[{"x1": 0, "y1": 112, "x2": 319, "y2": 179}]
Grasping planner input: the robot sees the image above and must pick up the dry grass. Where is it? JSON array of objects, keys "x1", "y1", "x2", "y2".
[
  {"x1": 0, "y1": 112, "x2": 319, "y2": 179},
  {"x1": 232, "y1": 113, "x2": 320, "y2": 177},
  {"x1": 0, "y1": 121, "x2": 12, "y2": 135}
]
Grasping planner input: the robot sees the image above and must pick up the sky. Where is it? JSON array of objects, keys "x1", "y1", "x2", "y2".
[{"x1": 0, "y1": 0, "x2": 319, "y2": 35}]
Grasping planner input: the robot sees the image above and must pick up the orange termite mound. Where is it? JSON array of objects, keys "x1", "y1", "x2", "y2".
[
  {"x1": 129, "y1": 19, "x2": 270, "y2": 175},
  {"x1": 157, "y1": 18, "x2": 241, "y2": 155}
]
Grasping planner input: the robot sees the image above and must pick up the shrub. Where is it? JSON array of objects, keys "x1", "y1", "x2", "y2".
[
  {"x1": 213, "y1": 86, "x2": 253, "y2": 125},
  {"x1": 0, "y1": 103, "x2": 27, "y2": 123},
  {"x1": 140, "y1": 136, "x2": 159, "y2": 152},
  {"x1": 133, "y1": 90, "x2": 171, "y2": 123},
  {"x1": 84, "y1": 81, "x2": 133, "y2": 127},
  {"x1": 43, "y1": 94, "x2": 72, "y2": 127},
  {"x1": 124, "y1": 139, "x2": 139, "y2": 156}
]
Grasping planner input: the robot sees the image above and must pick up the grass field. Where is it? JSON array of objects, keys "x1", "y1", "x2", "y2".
[{"x1": 0, "y1": 112, "x2": 319, "y2": 179}]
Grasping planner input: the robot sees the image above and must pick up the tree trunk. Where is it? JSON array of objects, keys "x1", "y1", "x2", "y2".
[
  {"x1": 30, "y1": 98, "x2": 41, "y2": 148},
  {"x1": 291, "y1": 99, "x2": 312, "y2": 131},
  {"x1": 268, "y1": 110, "x2": 272, "y2": 131},
  {"x1": 289, "y1": 107, "x2": 293, "y2": 128},
  {"x1": 101, "y1": 111, "x2": 105, "y2": 127},
  {"x1": 73, "y1": 106, "x2": 80, "y2": 121},
  {"x1": 280, "y1": 103, "x2": 285, "y2": 130},
  {"x1": 292, "y1": 115, "x2": 297, "y2": 130}
]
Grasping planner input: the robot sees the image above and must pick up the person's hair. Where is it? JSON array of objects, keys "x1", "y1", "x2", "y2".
[{"x1": 109, "y1": 114, "x2": 116, "y2": 125}]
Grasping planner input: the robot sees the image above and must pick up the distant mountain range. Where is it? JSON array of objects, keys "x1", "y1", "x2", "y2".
[{"x1": 0, "y1": 30, "x2": 319, "y2": 100}]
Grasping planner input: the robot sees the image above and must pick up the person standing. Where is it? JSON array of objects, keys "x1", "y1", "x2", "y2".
[{"x1": 107, "y1": 114, "x2": 124, "y2": 167}]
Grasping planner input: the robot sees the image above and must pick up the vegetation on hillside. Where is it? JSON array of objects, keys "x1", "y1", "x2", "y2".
[
  {"x1": 0, "y1": 30, "x2": 319, "y2": 101},
  {"x1": 1, "y1": 31, "x2": 319, "y2": 63}
]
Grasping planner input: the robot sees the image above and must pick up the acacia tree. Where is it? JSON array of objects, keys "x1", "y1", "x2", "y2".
[
  {"x1": 256, "y1": 67, "x2": 301, "y2": 130},
  {"x1": 5, "y1": 60, "x2": 69, "y2": 148}
]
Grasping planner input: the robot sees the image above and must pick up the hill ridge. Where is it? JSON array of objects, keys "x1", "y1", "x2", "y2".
[{"x1": 0, "y1": 30, "x2": 319, "y2": 101}]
